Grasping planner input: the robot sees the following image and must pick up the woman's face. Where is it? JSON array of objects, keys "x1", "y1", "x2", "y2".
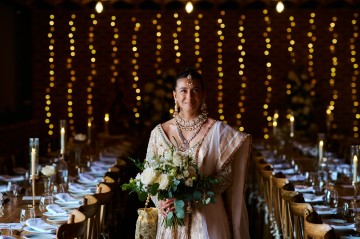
[{"x1": 173, "y1": 77, "x2": 204, "y2": 115}]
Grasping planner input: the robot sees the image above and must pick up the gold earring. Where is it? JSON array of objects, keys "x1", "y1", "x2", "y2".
[
  {"x1": 174, "y1": 101, "x2": 179, "y2": 113},
  {"x1": 201, "y1": 101, "x2": 207, "y2": 112}
]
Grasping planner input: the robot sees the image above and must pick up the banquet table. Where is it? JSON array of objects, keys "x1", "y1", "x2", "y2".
[{"x1": 253, "y1": 141, "x2": 360, "y2": 238}]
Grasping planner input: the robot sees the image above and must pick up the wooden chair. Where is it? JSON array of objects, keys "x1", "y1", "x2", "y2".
[
  {"x1": 258, "y1": 164, "x2": 276, "y2": 238},
  {"x1": 281, "y1": 183, "x2": 298, "y2": 239},
  {"x1": 93, "y1": 182, "x2": 113, "y2": 239},
  {"x1": 56, "y1": 209, "x2": 87, "y2": 239},
  {"x1": 289, "y1": 194, "x2": 313, "y2": 239},
  {"x1": 304, "y1": 210, "x2": 336, "y2": 239},
  {"x1": 271, "y1": 172, "x2": 289, "y2": 238},
  {"x1": 78, "y1": 195, "x2": 98, "y2": 239}
]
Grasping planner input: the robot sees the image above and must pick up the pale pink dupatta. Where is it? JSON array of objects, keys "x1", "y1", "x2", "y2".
[{"x1": 198, "y1": 121, "x2": 251, "y2": 239}]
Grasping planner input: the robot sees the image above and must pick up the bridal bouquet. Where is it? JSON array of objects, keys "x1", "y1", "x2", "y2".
[{"x1": 122, "y1": 147, "x2": 220, "y2": 228}]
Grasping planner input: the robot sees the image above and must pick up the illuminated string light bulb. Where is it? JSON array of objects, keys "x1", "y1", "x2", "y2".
[
  {"x1": 185, "y1": 2, "x2": 193, "y2": 14},
  {"x1": 95, "y1": 1, "x2": 103, "y2": 14},
  {"x1": 276, "y1": 1, "x2": 284, "y2": 13}
]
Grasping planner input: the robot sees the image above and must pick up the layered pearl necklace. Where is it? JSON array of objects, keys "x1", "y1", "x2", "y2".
[{"x1": 174, "y1": 112, "x2": 208, "y2": 152}]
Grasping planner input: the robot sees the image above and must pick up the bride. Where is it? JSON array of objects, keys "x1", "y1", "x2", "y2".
[{"x1": 145, "y1": 67, "x2": 251, "y2": 239}]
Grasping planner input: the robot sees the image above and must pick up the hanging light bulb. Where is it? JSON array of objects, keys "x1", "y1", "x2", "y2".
[
  {"x1": 95, "y1": 1, "x2": 104, "y2": 13},
  {"x1": 185, "y1": 1, "x2": 193, "y2": 14},
  {"x1": 276, "y1": 1, "x2": 284, "y2": 13}
]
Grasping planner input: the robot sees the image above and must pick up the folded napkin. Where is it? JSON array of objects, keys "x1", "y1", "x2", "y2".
[
  {"x1": 68, "y1": 183, "x2": 94, "y2": 192},
  {"x1": 54, "y1": 193, "x2": 81, "y2": 204},
  {"x1": 274, "y1": 168, "x2": 296, "y2": 175},
  {"x1": 0, "y1": 185, "x2": 7, "y2": 193},
  {"x1": 0, "y1": 175, "x2": 24, "y2": 182},
  {"x1": 304, "y1": 195, "x2": 324, "y2": 203},
  {"x1": 46, "y1": 204, "x2": 67, "y2": 216},
  {"x1": 273, "y1": 163, "x2": 291, "y2": 169},
  {"x1": 92, "y1": 161, "x2": 113, "y2": 169},
  {"x1": 324, "y1": 219, "x2": 356, "y2": 230},
  {"x1": 26, "y1": 218, "x2": 57, "y2": 233},
  {"x1": 90, "y1": 166, "x2": 107, "y2": 174},
  {"x1": 99, "y1": 154, "x2": 117, "y2": 163},
  {"x1": 295, "y1": 185, "x2": 315, "y2": 193},
  {"x1": 287, "y1": 174, "x2": 306, "y2": 182},
  {"x1": 78, "y1": 173, "x2": 102, "y2": 184}
]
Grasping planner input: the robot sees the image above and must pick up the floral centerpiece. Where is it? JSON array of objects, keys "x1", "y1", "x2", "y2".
[
  {"x1": 122, "y1": 147, "x2": 220, "y2": 228},
  {"x1": 41, "y1": 165, "x2": 55, "y2": 194}
]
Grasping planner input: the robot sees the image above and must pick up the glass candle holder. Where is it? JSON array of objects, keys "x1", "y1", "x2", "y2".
[
  {"x1": 351, "y1": 145, "x2": 360, "y2": 184},
  {"x1": 60, "y1": 120, "x2": 67, "y2": 155},
  {"x1": 317, "y1": 133, "x2": 326, "y2": 169},
  {"x1": 29, "y1": 138, "x2": 39, "y2": 177}
]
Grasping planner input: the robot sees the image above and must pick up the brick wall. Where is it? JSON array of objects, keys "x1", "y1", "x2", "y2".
[{"x1": 32, "y1": 9, "x2": 360, "y2": 141}]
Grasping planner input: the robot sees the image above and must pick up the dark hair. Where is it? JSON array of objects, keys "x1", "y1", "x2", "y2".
[{"x1": 175, "y1": 67, "x2": 205, "y2": 90}]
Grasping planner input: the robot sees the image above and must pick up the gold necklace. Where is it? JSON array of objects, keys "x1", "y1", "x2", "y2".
[{"x1": 173, "y1": 112, "x2": 208, "y2": 131}]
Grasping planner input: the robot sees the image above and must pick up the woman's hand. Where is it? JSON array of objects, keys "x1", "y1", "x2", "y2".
[{"x1": 159, "y1": 198, "x2": 175, "y2": 217}]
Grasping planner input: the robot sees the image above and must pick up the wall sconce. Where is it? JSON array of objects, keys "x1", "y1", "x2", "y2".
[
  {"x1": 276, "y1": 1, "x2": 284, "y2": 13},
  {"x1": 185, "y1": 1, "x2": 193, "y2": 13},
  {"x1": 95, "y1": 1, "x2": 104, "y2": 13}
]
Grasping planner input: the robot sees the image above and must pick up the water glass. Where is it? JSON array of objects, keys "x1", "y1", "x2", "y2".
[
  {"x1": 39, "y1": 195, "x2": 54, "y2": 213},
  {"x1": 343, "y1": 201, "x2": 356, "y2": 223},
  {"x1": 6, "y1": 182, "x2": 20, "y2": 197},
  {"x1": 20, "y1": 206, "x2": 35, "y2": 227},
  {"x1": 323, "y1": 188, "x2": 339, "y2": 208}
]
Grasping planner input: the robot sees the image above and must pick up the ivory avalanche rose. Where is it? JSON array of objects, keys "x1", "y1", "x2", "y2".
[
  {"x1": 41, "y1": 165, "x2": 55, "y2": 177},
  {"x1": 140, "y1": 167, "x2": 157, "y2": 185},
  {"x1": 155, "y1": 174, "x2": 170, "y2": 190},
  {"x1": 172, "y1": 153, "x2": 183, "y2": 167}
]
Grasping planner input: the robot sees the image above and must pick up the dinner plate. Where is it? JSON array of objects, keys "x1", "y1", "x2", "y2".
[
  {"x1": 24, "y1": 226, "x2": 54, "y2": 234},
  {"x1": 43, "y1": 212, "x2": 68, "y2": 218},
  {"x1": 54, "y1": 199, "x2": 81, "y2": 205},
  {"x1": 46, "y1": 217, "x2": 68, "y2": 224},
  {"x1": 23, "y1": 234, "x2": 56, "y2": 239},
  {"x1": 77, "y1": 179, "x2": 99, "y2": 186}
]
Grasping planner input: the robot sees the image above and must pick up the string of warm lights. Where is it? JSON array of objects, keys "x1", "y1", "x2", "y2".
[
  {"x1": 86, "y1": 14, "x2": 97, "y2": 120},
  {"x1": 194, "y1": 14, "x2": 203, "y2": 71},
  {"x1": 153, "y1": 14, "x2": 162, "y2": 77},
  {"x1": 131, "y1": 17, "x2": 141, "y2": 124},
  {"x1": 45, "y1": 14, "x2": 56, "y2": 136},
  {"x1": 286, "y1": 15, "x2": 296, "y2": 97},
  {"x1": 216, "y1": 11, "x2": 226, "y2": 123},
  {"x1": 66, "y1": 14, "x2": 77, "y2": 135},
  {"x1": 262, "y1": 9, "x2": 273, "y2": 140},
  {"x1": 350, "y1": 13, "x2": 359, "y2": 138},
  {"x1": 326, "y1": 16, "x2": 338, "y2": 131},
  {"x1": 173, "y1": 13, "x2": 182, "y2": 64},
  {"x1": 236, "y1": 15, "x2": 247, "y2": 132},
  {"x1": 110, "y1": 15, "x2": 120, "y2": 84},
  {"x1": 307, "y1": 13, "x2": 317, "y2": 97}
]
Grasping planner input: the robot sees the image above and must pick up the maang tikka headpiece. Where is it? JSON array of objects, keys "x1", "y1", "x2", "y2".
[{"x1": 186, "y1": 73, "x2": 193, "y2": 86}]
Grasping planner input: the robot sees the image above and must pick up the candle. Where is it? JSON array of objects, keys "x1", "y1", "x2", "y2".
[
  {"x1": 60, "y1": 127, "x2": 65, "y2": 155},
  {"x1": 353, "y1": 155, "x2": 358, "y2": 184},
  {"x1": 104, "y1": 113, "x2": 109, "y2": 134},
  {"x1": 319, "y1": 140, "x2": 324, "y2": 162},
  {"x1": 290, "y1": 113, "x2": 294, "y2": 138},
  {"x1": 87, "y1": 118, "x2": 92, "y2": 143},
  {"x1": 31, "y1": 148, "x2": 36, "y2": 177}
]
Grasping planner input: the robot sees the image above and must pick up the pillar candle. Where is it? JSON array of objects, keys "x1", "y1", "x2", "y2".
[
  {"x1": 87, "y1": 118, "x2": 92, "y2": 143},
  {"x1": 31, "y1": 148, "x2": 36, "y2": 177},
  {"x1": 290, "y1": 114, "x2": 294, "y2": 138},
  {"x1": 319, "y1": 140, "x2": 324, "y2": 162},
  {"x1": 60, "y1": 127, "x2": 65, "y2": 154},
  {"x1": 104, "y1": 113, "x2": 109, "y2": 134},
  {"x1": 354, "y1": 155, "x2": 358, "y2": 184}
]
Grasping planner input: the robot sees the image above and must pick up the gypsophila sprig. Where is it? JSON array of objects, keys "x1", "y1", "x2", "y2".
[{"x1": 122, "y1": 146, "x2": 220, "y2": 229}]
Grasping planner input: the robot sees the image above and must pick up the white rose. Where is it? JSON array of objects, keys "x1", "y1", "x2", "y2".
[
  {"x1": 41, "y1": 165, "x2": 55, "y2": 177},
  {"x1": 140, "y1": 167, "x2": 157, "y2": 185},
  {"x1": 163, "y1": 150, "x2": 172, "y2": 162},
  {"x1": 172, "y1": 154, "x2": 183, "y2": 167},
  {"x1": 155, "y1": 174, "x2": 169, "y2": 190}
]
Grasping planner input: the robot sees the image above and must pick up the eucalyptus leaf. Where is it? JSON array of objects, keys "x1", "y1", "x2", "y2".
[
  {"x1": 166, "y1": 211, "x2": 174, "y2": 220},
  {"x1": 205, "y1": 198, "x2": 211, "y2": 204},
  {"x1": 150, "y1": 183, "x2": 159, "y2": 195},
  {"x1": 174, "y1": 199, "x2": 185, "y2": 208},
  {"x1": 176, "y1": 210, "x2": 185, "y2": 219},
  {"x1": 138, "y1": 191, "x2": 148, "y2": 201},
  {"x1": 193, "y1": 191, "x2": 202, "y2": 200},
  {"x1": 207, "y1": 191, "x2": 215, "y2": 197}
]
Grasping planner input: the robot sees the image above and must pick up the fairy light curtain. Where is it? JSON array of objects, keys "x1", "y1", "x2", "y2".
[{"x1": 33, "y1": 9, "x2": 360, "y2": 139}]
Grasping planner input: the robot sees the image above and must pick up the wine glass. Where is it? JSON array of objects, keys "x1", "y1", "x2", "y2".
[
  {"x1": 39, "y1": 195, "x2": 54, "y2": 213},
  {"x1": 19, "y1": 206, "x2": 35, "y2": 227}
]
